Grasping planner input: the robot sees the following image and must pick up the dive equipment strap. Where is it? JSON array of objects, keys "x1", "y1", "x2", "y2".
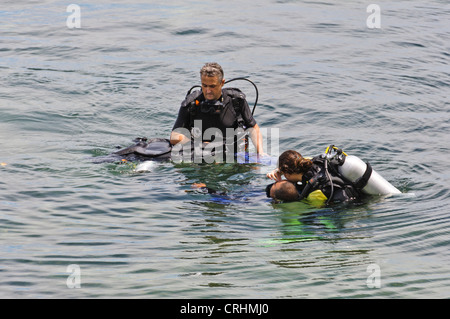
[
  {"x1": 186, "y1": 77, "x2": 259, "y2": 115},
  {"x1": 353, "y1": 162, "x2": 373, "y2": 190},
  {"x1": 298, "y1": 175, "x2": 320, "y2": 200},
  {"x1": 325, "y1": 144, "x2": 373, "y2": 191}
]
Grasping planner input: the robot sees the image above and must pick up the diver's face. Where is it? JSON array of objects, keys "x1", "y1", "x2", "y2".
[
  {"x1": 201, "y1": 75, "x2": 224, "y2": 101},
  {"x1": 284, "y1": 173, "x2": 303, "y2": 183}
]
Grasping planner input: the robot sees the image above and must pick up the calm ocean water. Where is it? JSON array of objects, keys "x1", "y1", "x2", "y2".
[{"x1": 0, "y1": 0, "x2": 449, "y2": 299}]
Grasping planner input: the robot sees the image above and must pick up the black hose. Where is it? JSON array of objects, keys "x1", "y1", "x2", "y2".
[
  {"x1": 324, "y1": 159, "x2": 334, "y2": 205},
  {"x1": 225, "y1": 77, "x2": 259, "y2": 115}
]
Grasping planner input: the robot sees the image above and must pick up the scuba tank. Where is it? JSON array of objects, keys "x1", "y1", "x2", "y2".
[{"x1": 324, "y1": 146, "x2": 401, "y2": 196}]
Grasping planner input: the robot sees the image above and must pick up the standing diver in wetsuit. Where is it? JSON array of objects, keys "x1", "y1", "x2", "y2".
[{"x1": 170, "y1": 63, "x2": 264, "y2": 162}]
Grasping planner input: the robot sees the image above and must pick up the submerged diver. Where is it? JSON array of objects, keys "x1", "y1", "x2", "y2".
[
  {"x1": 170, "y1": 62, "x2": 264, "y2": 161},
  {"x1": 266, "y1": 150, "x2": 362, "y2": 203},
  {"x1": 265, "y1": 180, "x2": 300, "y2": 202},
  {"x1": 266, "y1": 148, "x2": 400, "y2": 204}
]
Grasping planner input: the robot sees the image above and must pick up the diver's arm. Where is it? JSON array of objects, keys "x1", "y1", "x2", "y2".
[
  {"x1": 171, "y1": 97, "x2": 193, "y2": 146},
  {"x1": 249, "y1": 124, "x2": 264, "y2": 154}
]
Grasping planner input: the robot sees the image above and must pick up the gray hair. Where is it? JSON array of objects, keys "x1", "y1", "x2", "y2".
[{"x1": 200, "y1": 62, "x2": 224, "y2": 82}]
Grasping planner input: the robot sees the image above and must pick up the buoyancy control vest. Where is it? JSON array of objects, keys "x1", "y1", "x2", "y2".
[
  {"x1": 298, "y1": 155, "x2": 362, "y2": 204},
  {"x1": 185, "y1": 88, "x2": 248, "y2": 134},
  {"x1": 182, "y1": 88, "x2": 251, "y2": 159}
]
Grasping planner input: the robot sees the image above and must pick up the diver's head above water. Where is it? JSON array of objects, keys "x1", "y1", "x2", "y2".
[
  {"x1": 266, "y1": 180, "x2": 299, "y2": 202},
  {"x1": 200, "y1": 62, "x2": 225, "y2": 101},
  {"x1": 278, "y1": 150, "x2": 313, "y2": 182}
]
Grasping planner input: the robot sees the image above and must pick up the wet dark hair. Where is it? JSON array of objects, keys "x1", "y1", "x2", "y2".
[
  {"x1": 278, "y1": 150, "x2": 313, "y2": 175},
  {"x1": 200, "y1": 62, "x2": 224, "y2": 82},
  {"x1": 266, "y1": 181, "x2": 299, "y2": 202}
]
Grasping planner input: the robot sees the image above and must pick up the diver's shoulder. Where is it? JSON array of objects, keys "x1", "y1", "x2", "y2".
[
  {"x1": 223, "y1": 87, "x2": 246, "y2": 100},
  {"x1": 182, "y1": 90, "x2": 203, "y2": 107}
]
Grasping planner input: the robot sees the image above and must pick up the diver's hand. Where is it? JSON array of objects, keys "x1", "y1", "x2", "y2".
[
  {"x1": 266, "y1": 168, "x2": 282, "y2": 182},
  {"x1": 170, "y1": 131, "x2": 190, "y2": 145}
]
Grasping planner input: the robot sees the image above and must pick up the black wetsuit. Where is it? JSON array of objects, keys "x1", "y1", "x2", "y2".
[{"x1": 172, "y1": 88, "x2": 257, "y2": 142}]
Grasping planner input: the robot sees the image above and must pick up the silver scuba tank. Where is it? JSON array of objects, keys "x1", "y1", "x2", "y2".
[
  {"x1": 338, "y1": 155, "x2": 401, "y2": 195},
  {"x1": 324, "y1": 146, "x2": 401, "y2": 196}
]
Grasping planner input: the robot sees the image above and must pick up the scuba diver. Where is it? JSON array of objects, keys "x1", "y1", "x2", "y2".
[
  {"x1": 92, "y1": 63, "x2": 264, "y2": 164},
  {"x1": 266, "y1": 149, "x2": 359, "y2": 204},
  {"x1": 266, "y1": 146, "x2": 401, "y2": 204},
  {"x1": 266, "y1": 180, "x2": 301, "y2": 202},
  {"x1": 170, "y1": 62, "x2": 264, "y2": 162}
]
